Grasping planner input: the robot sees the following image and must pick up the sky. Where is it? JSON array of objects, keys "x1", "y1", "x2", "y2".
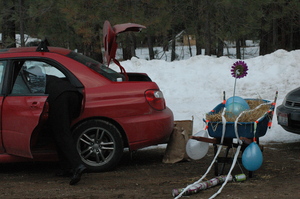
[{"x1": 113, "y1": 47, "x2": 300, "y2": 144}]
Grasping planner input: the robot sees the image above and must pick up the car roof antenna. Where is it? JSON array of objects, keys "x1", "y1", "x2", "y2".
[{"x1": 36, "y1": 38, "x2": 50, "y2": 52}]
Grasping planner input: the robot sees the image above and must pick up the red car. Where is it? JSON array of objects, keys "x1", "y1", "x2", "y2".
[{"x1": 0, "y1": 21, "x2": 174, "y2": 171}]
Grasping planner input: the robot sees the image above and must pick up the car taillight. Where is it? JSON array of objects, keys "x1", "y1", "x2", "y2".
[{"x1": 145, "y1": 90, "x2": 166, "y2": 111}]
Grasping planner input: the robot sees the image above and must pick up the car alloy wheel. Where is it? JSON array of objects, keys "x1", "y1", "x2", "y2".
[{"x1": 73, "y1": 120, "x2": 124, "y2": 172}]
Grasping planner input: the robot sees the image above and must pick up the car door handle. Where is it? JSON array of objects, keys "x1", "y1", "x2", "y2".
[{"x1": 31, "y1": 101, "x2": 40, "y2": 108}]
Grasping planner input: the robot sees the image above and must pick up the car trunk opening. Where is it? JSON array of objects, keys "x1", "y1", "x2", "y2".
[{"x1": 103, "y1": 20, "x2": 146, "y2": 81}]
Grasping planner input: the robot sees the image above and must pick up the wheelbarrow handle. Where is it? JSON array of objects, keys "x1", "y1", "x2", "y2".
[{"x1": 191, "y1": 136, "x2": 218, "y2": 144}]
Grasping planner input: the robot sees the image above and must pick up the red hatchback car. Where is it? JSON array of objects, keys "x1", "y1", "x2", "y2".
[{"x1": 0, "y1": 21, "x2": 174, "y2": 171}]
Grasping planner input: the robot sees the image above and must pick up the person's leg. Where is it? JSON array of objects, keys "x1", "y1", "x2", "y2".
[
  {"x1": 55, "y1": 147, "x2": 73, "y2": 177},
  {"x1": 65, "y1": 91, "x2": 86, "y2": 185},
  {"x1": 48, "y1": 91, "x2": 86, "y2": 184}
]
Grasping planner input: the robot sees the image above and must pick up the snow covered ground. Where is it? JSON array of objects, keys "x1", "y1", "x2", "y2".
[{"x1": 113, "y1": 48, "x2": 300, "y2": 144}]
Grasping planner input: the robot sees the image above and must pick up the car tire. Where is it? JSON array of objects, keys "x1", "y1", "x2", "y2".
[{"x1": 73, "y1": 119, "x2": 124, "y2": 172}]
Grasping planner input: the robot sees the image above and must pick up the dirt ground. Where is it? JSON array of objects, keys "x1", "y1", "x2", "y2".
[{"x1": 0, "y1": 141, "x2": 299, "y2": 199}]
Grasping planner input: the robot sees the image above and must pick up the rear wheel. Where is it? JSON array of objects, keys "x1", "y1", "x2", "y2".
[{"x1": 73, "y1": 119, "x2": 124, "y2": 172}]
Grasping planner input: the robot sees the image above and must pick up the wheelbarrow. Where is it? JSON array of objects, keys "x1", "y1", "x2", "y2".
[{"x1": 192, "y1": 98, "x2": 276, "y2": 177}]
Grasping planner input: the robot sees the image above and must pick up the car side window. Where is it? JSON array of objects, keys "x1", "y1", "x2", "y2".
[
  {"x1": 11, "y1": 61, "x2": 46, "y2": 95},
  {"x1": 11, "y1": 60, "x2": 66, "y2": 95},
  {"x1": 0, "y1": 61, "x2": 7, "y2": 94},
  {"x1": 42, "y1": 62, "x2": 65, "y2": 78}
]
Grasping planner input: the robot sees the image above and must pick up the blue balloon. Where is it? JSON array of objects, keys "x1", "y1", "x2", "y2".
[
  {"x1": 225, "y1": 102, "x2": 249, "y2": 117},
  {"x1": 226, "y1": 96, "x2": 249, "y2": 108},
  {"x1": 242, "y1": 142, "x2": 263, "y2": 171}
]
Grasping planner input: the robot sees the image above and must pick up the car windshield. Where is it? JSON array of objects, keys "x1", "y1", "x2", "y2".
[{"x1": 67, "y1": 51, "x2": 124, "y2": 81}]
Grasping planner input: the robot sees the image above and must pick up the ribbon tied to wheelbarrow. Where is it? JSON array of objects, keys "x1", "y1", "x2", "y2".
[{"x1": 230, "y1": 61, "x2": 263, "y2": 171}]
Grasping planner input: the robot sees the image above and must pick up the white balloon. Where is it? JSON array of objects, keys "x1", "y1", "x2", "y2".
[{"x1": 186, "y1": 130, "x2": 209, "y2": 160}]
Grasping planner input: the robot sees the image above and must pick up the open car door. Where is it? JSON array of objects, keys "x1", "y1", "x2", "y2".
[{"x1": 2, "y1": 61, "x2": 48, "y2": 158}]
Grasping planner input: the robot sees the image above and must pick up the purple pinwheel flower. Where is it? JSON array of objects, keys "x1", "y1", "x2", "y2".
[{"x1": 231, "y1": 61, "x2": 248, "y2": 78}]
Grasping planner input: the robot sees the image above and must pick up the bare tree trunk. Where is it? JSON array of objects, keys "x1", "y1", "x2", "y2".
[
  {"x1": 122, "y1": 33, "x2": 135, "y2": 60},
  {"x1": 236, "y1": 39, "x2": 241, "y2": 59},
  {"x1": 147, "y1": 33, "x2": 154, "y2": 60},
  {"x1": 195, "y1": 27, "x2": 202, "y2": 55},
  {"x1": 288, "y1": 20, "x2": 293, "y2": 50},
  {"x1": 163, "y1": 34, "x2": 169, "y2": 52},
  {"x1": 187, "y1": 34, "x2": 192, "y2": 57},
  {"x1": 171, "y1": 30, "x2": 176, "y2": 61},
  {"x1": 204, "y1": 6, "x2": 211, "y2": 55},
  {"x1": 122, "y1": 46, "x2": 131, "y2": 60},
  {"x1": 19, "y1": 0, "x2": 25, "y2": 47},
  {"x1": 272, "y1": 18, "x2": 278, "y2": 51},
  {"x1": 217, "y1": 38, "x2": 223, "y2": 57},
  {"x1": 196, "y1": 39, "x2": 202, "y2": 55},
  {"x1": 2, "y1": 0, "x2": 16, "y2": 48},
  {"x1": 259, "y1": 21, "x2": 269, "y2": 56},
  {"x1": 130, "y1": 33, "x2": 136, "y2": 57}
]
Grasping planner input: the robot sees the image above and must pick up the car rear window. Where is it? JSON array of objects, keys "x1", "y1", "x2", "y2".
[{"x1": 67, "y1": 51, "x2": 124, "y2": 81}]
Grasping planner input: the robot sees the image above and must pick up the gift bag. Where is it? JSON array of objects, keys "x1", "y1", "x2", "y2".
[{"x1": 162, "y1": 122, "x2": 192, "y2": 163}]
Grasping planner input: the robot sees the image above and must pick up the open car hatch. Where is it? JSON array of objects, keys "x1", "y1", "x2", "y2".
[{"x1": 103, "y1": 20, "x2": 146, "y2": 66}]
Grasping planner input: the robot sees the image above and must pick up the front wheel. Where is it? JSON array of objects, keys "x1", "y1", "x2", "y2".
[{"x1": 73, "y1": 119, "x2": 124, "y2": 172}]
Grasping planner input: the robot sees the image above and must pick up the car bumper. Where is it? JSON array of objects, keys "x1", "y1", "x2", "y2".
[
  {"x1": 117, "y1": 107, "x2": 174, "y2": 151},
  {"x1": 276, "y1": 104, "x2": 300, "y2": 134}
]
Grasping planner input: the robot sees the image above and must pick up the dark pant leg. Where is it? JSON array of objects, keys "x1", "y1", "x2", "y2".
[{"x1": 48, "y1": 91, "x2": 82, "y2": 170}]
